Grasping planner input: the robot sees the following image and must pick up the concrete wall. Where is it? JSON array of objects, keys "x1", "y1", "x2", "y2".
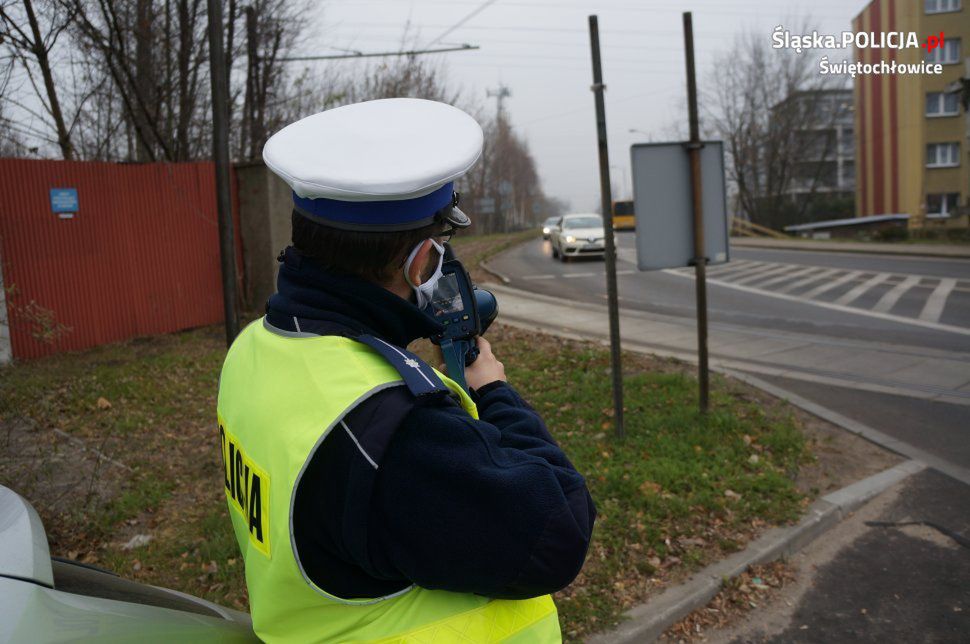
[{"x1": 235, "y1": 162, "x2": 293, "y2": 310}]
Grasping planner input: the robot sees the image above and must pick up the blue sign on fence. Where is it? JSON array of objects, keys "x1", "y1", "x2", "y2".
[{"x1": 50, "y1": 188, "x2": 79, "y2": 214}]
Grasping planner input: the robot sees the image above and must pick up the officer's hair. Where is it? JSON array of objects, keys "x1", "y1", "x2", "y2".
[{"x1": 291, "y1": 211, "x2": 444, "y2": 284}]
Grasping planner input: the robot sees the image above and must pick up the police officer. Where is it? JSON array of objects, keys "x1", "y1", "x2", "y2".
[{"x1": 218, "y1": 98, "x2": 595, "y2": 643}]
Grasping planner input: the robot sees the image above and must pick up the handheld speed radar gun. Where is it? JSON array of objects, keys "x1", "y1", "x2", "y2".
[{"x1": 423, "y1": 244, "x2": 498, "y2": 393}]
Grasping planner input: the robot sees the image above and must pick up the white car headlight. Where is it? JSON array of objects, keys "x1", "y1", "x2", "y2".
[
  {"x1": 565, "y1": 235, "x2": 576, "y2": 243},
  {"x1": 543, "y1": 227, "x2": 550, "y2": 234}
]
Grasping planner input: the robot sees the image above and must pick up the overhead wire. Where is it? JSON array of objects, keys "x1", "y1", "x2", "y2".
[
  {"x1": 425, "y1": 0, "x2": 501, "y2": 47},
  {"x1": 332, "y1": 0, "x2": 849, "y2": 19}
]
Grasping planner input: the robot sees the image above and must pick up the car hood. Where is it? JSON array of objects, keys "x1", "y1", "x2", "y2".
[{"x1": 562, "y1": 227, "x2": 604, "y2": 239}]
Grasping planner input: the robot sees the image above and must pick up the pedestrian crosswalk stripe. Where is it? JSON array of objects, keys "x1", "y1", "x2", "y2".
[
  {"x1": 712, "y1": 260, "x2": 765, "y2": 277},
  {"x1": 733, "y1": 263, "x2": 798, "y2": 285},
  {"x1": 777, "y1": 268, "x2": 841, "y2": 294},
  {"x1": 872, "y1": 275, "x2": 920, "y2": 313},
  {"x1": 753, "y1": 265, "x2": 817, "y2": 288},
  {"x1": 801, "y1": 270, "x2": 864, "y2": 300},
  {"x1": 920, "y1": 278, "x2": 957, "y2": 323},
  {"x1": 833, "y1": 272, "x2": 891, "y2": 306}
]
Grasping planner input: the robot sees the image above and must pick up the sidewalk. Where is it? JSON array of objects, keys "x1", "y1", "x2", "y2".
[
  {"x1": 680, "y1": 467, "x2": 970, "y2": 644},
  {"x1": 484, "y1": 282, "x2": 970, "y2": 407},
  {"x1": 730, "y1": 236, "x2": 970, "y2": 259}
]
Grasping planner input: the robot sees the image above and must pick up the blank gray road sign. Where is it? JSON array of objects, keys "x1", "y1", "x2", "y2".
[{"x1": 630, "y1": 141, "x2": 729, "y2": 271}]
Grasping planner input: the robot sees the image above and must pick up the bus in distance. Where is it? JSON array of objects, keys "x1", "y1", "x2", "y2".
[{"x1": 612, "y1": 200, "x2": 635, "y2": 231}]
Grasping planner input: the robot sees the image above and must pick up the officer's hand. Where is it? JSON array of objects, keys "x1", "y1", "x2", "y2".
[{"x1": 465, "y1": 337, "x2": 506, "y2": 391}]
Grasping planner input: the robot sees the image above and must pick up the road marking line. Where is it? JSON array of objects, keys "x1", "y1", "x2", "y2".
[
  {"x1": 832, "y1": 272, "x2": 891, "y2": 306},
  {"x1": 563, "y1": 272, "x2": 596, "y2": 278},
  {"x1": 733, "y1": 263, "x2": 801, "y2": 286},
  {"x1": 522, "y1": 275, "x2": 557, "y2": 280},
  {"x1": 707, "y1": 260, "x2": 762, "y2": 277},
  {"x1": 712, "y1": 261, "x2": 772, "y2": 281},
  {"x1": 750, "y1": 264, "x2": 817, "y2": 289},
  {"x1": 801, "y1": 270, "x2": 865, "y2": 300},
  {"x1": 617, "y1": 269, "x2": 637, "y2": 275},
  {"x1": 777, "y1": 267, "x2": 841, "y2": 294},
  {"x1": 663, "y1": 269, "x2": 970, "y2": 337},
  {"x1": 919, "y1": 278, "x2": 957, "y2": 323},
  {"x1": 872, "y1": 275, "x2": 919, "y2": 313}
]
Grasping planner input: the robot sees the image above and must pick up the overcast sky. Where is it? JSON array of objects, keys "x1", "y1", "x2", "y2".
[{"x1": 307, "y1": 0, "x2": 871, "y2": 212}]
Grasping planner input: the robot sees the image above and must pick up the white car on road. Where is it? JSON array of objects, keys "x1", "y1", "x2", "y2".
[{"x1": 550, "y1": 213, "x2": 606, "y2": 261}]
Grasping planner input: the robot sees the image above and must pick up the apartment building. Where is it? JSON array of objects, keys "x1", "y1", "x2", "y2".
[
  {"x1": 778, "y1": 89, "x2": 856, "y2": 200},
  {"x1": 854, "y1": 0, "x2": 970, "y2": 230}
]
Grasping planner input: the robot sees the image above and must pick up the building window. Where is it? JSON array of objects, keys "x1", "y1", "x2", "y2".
[
  {"x1": 842, "y1": 161, "x2": 855, "y2": 187},
  {"x1": 926, "y1": 38, "x2": 961, "y2": 64},
  {"x1": 839, "y1": 127, "x2": 855, "y2": 155},
  {"x1": 926, "y1": 91, "x2": 961, "y2": 116},
  {"x1": 927, "y1": 142, "x2": 961, "y2": 167},
  {"x1": 927, "y1": 193, "x2": 960, "y2": 218},
  {"x1": 926, "y1": 0, "x2": 961, "y2": 13}
]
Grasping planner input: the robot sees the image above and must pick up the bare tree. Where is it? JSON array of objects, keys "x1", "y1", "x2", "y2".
[
  {"x1": 708, "y1": 27, "x2": 847, "y2": 229},
  {"x1": 238, "y1": 0, "x2": 302, "y2": 160},
  {"x1": 0, "y1": 0, "x2": 76, "y2": 158}
]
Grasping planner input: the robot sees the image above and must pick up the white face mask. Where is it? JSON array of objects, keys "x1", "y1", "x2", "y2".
[{"x1": 403, "y1": 238, "x2": 445, "y2": 310}]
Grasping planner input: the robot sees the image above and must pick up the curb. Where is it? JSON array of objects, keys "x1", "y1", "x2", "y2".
[
  {"x1": 729, "y1": 238, "x2": 970, "y2": 260},
  {"x1": 479, "y1": 260, "x2": 511, "y2": 284},
  {"x1": 586, "y1": 460, "x2": 926, "y2": 644}
]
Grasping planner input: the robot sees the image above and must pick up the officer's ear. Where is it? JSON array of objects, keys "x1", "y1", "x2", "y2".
[{"x1": 406, "y1": 239, "x2": 434, "y2": 287}]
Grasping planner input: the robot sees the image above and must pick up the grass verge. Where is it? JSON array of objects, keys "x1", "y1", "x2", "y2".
[
  {"x1": 1, "y1": 230, "x2": 814, "y2": 640},
  {"x1": 445, "y1": 327, "x2": 809, "y2": 640}
]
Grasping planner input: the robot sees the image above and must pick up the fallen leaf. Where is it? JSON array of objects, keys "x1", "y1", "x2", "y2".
[
  {"x1": 639, "y1": 480, "x2": 662, "y2": 495},
  {"x1": 96, "y1": 397, "x2": 112, "y2": 410}
]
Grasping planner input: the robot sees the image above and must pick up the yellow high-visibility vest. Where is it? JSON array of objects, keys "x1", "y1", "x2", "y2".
[{"x1": 217, "y1": 319, "x2": 561, "y2": 643}]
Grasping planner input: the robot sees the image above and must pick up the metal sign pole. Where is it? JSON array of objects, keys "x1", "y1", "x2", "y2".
[
  {"x1": 588, "y1": 15, "x2": 625, "y2": 439},
  {"x1": 207, "y1": 0, "x2": 240, "y2": 347},
  {"x1": 683, "y1": 12, "x2": 710, "y2": 413}
]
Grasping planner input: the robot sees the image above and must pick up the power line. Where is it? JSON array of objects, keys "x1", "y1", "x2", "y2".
[
  {"x1": 338, "y1": 0, "x2": 850, "y2": 19},
  {"x1": 519, "y1": 91, "x2": 655, "y2": 126},
  {"x1": 341, "y1": 21, "x2": 723, "y2": 36},
  {"x1": 425, "y1": 0, "x2": 500, "y2": 48},
  {"x1": 277, "y1": 44, "x2": 479, "y2": 62},
  {"x1": 443, "y1": 50, "x2": 691, "y2": 64}
]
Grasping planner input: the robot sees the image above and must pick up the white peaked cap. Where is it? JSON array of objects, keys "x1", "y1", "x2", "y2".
[{"x1": 264, "y1": 98, "x2": 483, "y2": 202}]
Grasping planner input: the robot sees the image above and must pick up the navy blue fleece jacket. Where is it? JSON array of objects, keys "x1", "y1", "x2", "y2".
[{"x1": 268, "y1": 247, "x2": 596, "y2": 600}]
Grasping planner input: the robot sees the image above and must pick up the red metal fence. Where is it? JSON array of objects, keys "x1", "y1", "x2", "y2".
[{"x1": 0, "y1": 159, "x2": 242, "y2": 360}]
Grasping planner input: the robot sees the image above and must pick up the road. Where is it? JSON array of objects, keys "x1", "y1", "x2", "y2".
[
  {"x1": 489, "y1": 233, "x2": 970, "y2": 473},
  {"x1": 495, "y1": 233, "x2": 970, "y2": 351}
]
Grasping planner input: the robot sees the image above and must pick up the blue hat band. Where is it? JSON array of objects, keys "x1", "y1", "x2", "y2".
[{"x1": 293, "y1": 182, "x2": 454, "y2": 230}]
